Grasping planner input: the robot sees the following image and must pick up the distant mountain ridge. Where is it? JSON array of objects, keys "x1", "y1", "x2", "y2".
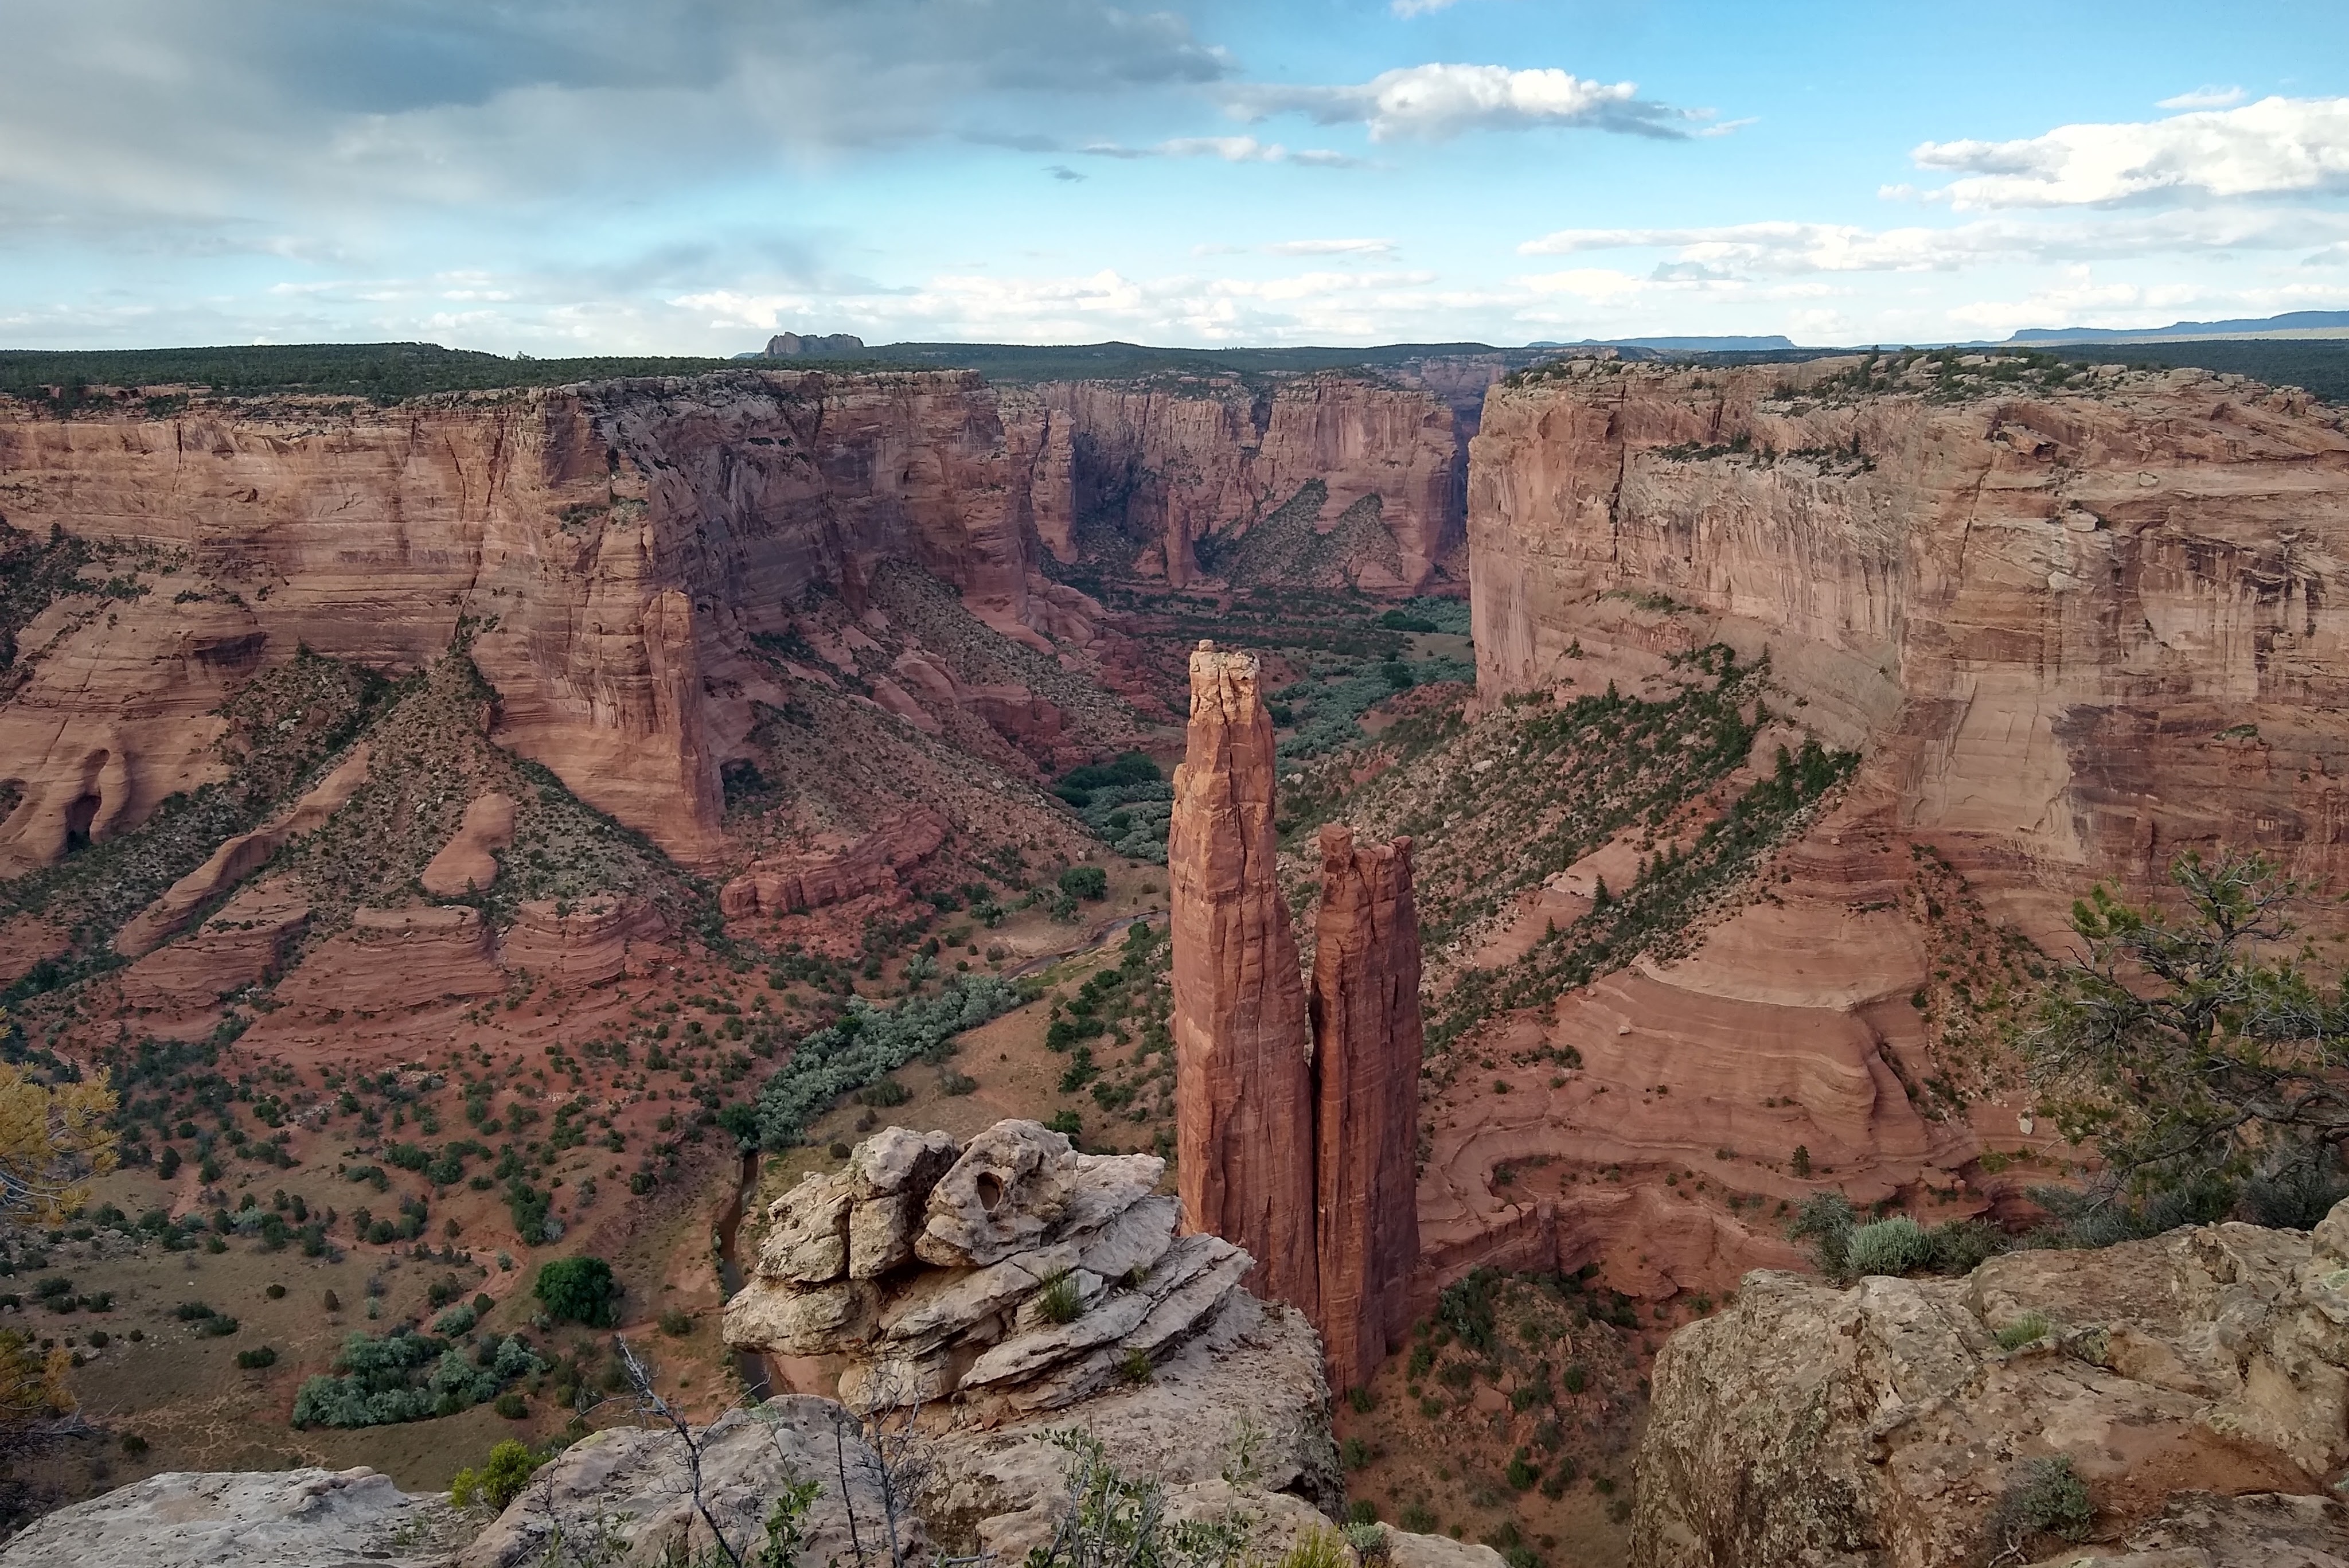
[{"x1": 2007, "y1": 309, "x2": 2349, "y2": 345}]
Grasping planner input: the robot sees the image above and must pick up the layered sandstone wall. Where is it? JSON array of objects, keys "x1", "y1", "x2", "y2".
[
  {"x1": 0, "y1": 370, "x2": 1052, "y2": 868},
  {"x1": 1467, "y1": 358, "x2": 2349, "y2": 895},
  {"x1": 1005, "y1": 373, "x2": 1469, "y2": 590}
]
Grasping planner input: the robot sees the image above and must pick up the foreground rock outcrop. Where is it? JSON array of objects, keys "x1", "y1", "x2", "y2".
[
  {"x1": 724, "y1": 1120, "x2": 1269, "y2": 1418},
  {"x1": 1310, "y1": 824, "x2": 1425, "y2": 1394},
  {"x1": 0, "y1": 1466, "x2": 463, "y2": 1568},
  {"x1": 1632, "y1": 1198, "x2": 2349, "y2": 1567},
  {"x1": 1169, "y1": 645, "x2": 1320, "y2": 1318},
  {"x1": 462, "y1": 1398, "x2": 901, "y2": 1568}
]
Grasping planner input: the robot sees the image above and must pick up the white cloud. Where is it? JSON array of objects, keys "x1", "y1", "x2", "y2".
[
  {"x1": 1082, "y1": 136, "x2": 1362, "y2": 166},
  {"x1": 1910, "y1": 96, "x2": 2349, "y2": 209},
  {"x1": 2158, "y1": 85, "x2": 2246, "y2": 110},
  {"x1": 1228, "y1": 63, "x2": 1700, "y2": 142},
  {"x1": 1390, "y1": 0, "x2": 1465, "y2": 14},
  {"x1": 1265, "y1": 237, "x2": 1395, "y2": 256},
  {"x1": 1517, "y1": 210, "x2": 2349, "y2": 272}
]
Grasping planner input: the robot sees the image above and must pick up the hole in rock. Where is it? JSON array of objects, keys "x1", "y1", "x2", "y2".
[
  {"x1": 976, "y1": 1172, "x2": 1005, "y2": 1213},
  {"x1": 63, "y1": 792, "x2": 102, "y2": 855}
]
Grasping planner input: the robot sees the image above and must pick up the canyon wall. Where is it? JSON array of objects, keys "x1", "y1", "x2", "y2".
[
  {"x1": 1404, "y1": 354, "x2": 2349, "y2": 1316},
  {"x1": 0, "y1": 370, "x2": 1064, "y2": 869},
  {"x1": 1007, "y1": 369, "x2": 1493, "y2": 591},
  {"x1": 1468, "y1": 357, "x2": 2349, "y2": 899},
  {"x1": 0, "y1": 360, "x2": 1499, "y2": 883}
]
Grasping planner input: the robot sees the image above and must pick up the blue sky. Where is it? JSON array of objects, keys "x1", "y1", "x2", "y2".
[{"x1": 2, "y1": 0, "x2": 2345, "y2": 352}]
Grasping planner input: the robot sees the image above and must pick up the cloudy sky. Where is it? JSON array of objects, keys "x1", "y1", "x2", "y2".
[{"x1": 2, "y1": 0, "x2": 2345, "y2": 352}]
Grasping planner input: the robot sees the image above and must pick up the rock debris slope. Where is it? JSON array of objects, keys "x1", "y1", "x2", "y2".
[
  {"x1": 1168, "y1": 645, "x2": 1425, "y2": 1384},
  {"x1": 1632, "y1": 1196, "x2": 2349, "y2": 1568}
]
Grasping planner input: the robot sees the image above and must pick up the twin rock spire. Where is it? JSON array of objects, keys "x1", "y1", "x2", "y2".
[{"x1": 1167, "y1": 642, "x2": 1422, "y2": 1390}]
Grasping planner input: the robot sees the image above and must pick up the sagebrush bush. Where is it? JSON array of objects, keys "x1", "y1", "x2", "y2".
[{"x1": 1843, "y1": 1217, "x2": 1934, "y2": 1278}]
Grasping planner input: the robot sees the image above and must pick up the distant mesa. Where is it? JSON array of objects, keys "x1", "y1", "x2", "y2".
[
  {"x1": 2006, "y1": 308, "x2": 2349, "y2": 345},
  {"x1": 763, "y1": 331, "x2": 868, "y2": 358}
]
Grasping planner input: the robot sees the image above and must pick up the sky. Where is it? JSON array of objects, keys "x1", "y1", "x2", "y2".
[{"x1": 2, "y1": 0, "x2": 2346, "y2": 353}]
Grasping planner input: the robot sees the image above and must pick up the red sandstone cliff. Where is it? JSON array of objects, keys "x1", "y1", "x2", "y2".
[
  {"x1": 1387, "y1": 353, "x2": 2349, "y2": 1311},
  {"x1": 0, "y1": 370, "x2": 1079, "y2": 872},
  {"x1": 1005, "y1": 373, "x2": 1476, "y2": 591},
  {"x1": 1168, "y1": 643, "x2": 1319, "y2": 1317},
  {"x1": 1310, "y1": 824, "x2": 1423, "y2": 1393},
  {"x1": 1468, "y1": 356, "x2": 2349, "y2": 899}
]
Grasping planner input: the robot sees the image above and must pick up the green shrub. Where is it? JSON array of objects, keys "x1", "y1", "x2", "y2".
[
  {"x1": 450, "y1": 1438, "x2": 546, "y2": 1512},
  {"x1": 291, "y1": 1328, "x2": 544, "y2": 1429},
  {"x1": 1277, "y1": 1527, "x2": 1349, "y2": 1568},
  {"x1": 856, "y1": 1079, "x2": 911, "y2": 1109},
  {"x1": 1843, "y1": 1216, "x2": 1934, "y2": 1278},
  {"x1": 1786, "y1": 1192, "x2": 1856, "y2": 1273},
  {"x1": 494, "y1": 1391, "x2": 528, "y2": 1419},
  {"x1": 235, "y1": 1345, "x2": 277, "y2": 1370},
  {"x1": 1925, "y1": 1219, "x2": 2006, "y2": 1276},
  {"x1": 1989, "y1": 1456, "x2": 2092, "y2": 1554},
  {"x1": 1340, "y1": 1437, "x2": 1371, "y2": 1471},
  {"x1": 658, "y1": 1307, "x2": 693, "y2": 1337},
  {"x1": 1059, "y1": 865, "x2": 1110, "y2": 902},
  {"x1": 532, "y1": 1257, "x2": 619, "y2": 1328},
  {"x1": 1996, "y1": 1312, "x2": 2051, "y2": 1351},
  {"x1": 1034, "y1": 1271, "x2": 1084, "y2": 1325}
]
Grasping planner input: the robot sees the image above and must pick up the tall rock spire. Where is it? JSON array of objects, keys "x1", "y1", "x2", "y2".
[
  {"x1": 1168, "y1": 642, "x2": 1320, "y2": 1318},
  {"x1": 1311, "y1": 825, "x2": 1424, "y2": 1393}
]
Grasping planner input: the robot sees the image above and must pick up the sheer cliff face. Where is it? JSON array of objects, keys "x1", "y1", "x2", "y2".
[
  {"x1": 1394, "y1": 357, "x2": 2349, "y2": 1317},
  {"x1": 1469, "y1": 358, "x2": 2349, "y2": 892},
  {"x1": 1168, "y1": 645, "x2": 1320, "y2": 1317},
  {"x1": 1008, "y1": 375, "x2": 1468, "y2": 591},
  {"x1": 1311, "y1": 825, "x2": 1423, "y2": 1394},
  {"x1": 0, "y1": 370, "x2": 1047, "y2": 869}
]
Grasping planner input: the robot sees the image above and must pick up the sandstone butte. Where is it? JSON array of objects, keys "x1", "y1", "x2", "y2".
[
  {"x1": 1397, "y1": 353, "x2": 2349, "y2": 1316},
  {"x1": 1168, "y1": 643, "x2": 1426, "y2": 1384},
  {"x1": 1310, "y1": 823, "x2": 1425, "y2": 1394}
]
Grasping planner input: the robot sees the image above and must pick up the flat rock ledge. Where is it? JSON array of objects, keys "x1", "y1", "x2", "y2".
[{"x1": 0, "y1": 1465, "x2": 465, "y2": 1568}]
